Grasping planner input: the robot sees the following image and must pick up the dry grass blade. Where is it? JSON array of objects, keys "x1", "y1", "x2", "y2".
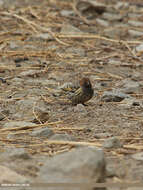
[
  {"x1": 124, "y1": 144, "x2": 143, "y2": 150},
  {"x1": 0, "y1": 112, "x2": 10, "y2": 121},
  {"x1": 0, "y1": 50, "x2": 57, "y2": 58},
  {"x1": 122, "y1": 41, "x2": 143, "y2": 62},
  {"x1": 58, "y1": 34, "x2": 142, "y2": 44},
  {"x1": 0, "y1": 121, "x2": 63, "y2": 132},
  {"x1": 33, "y1": 102, "x2": 42, "y2": 124},
  {"x1": 0, "y1": 126, "x2": 85, "y2": 135},
  {"x1": 21, "y1": 140, "x2": 102, "y2": 147}
]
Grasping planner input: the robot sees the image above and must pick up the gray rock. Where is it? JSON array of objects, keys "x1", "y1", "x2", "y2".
[
  {"x1": 131, "y1": 71, "x2": 141, "y2": 81},
  {"x1": 65, "y1": 47, "x2": 85, "y2": 57},
  {"x1": 37, "y1": 147, "x2": 106, "y2": 190},
  {"x1": 103, "y1": 137, "x2": 122, "y2": 149},
  {"x1": 48, "y1": 71, "x2": 71, "y2": 82},
  {"x1": 106, "y1": 164, "x2": 116, "y2": 177},
  {"x1": 3, "y1": 147, "x2": 31, "y2": 160},
  {"x1": 128, "y1": 30, "x2": 143, "y2": 37},
  {"x1": 128, "y1": 13, "x2": 142, "y2": 19},
  {"x1": 85, "y1": 0, "x2": 106, "y2": 10},
  {"x1": 101, "y1": 89, "x2": 130, "y2": 102},
  {"x1": 115, "y1": 2, "x2": 129, "y2": 9},
  {"x1": 132, "y1": 152, "x2": 143, "y2": 161},
  {"x1": 4, "y1": 121, "x2": 35, "y2": 129},
  {"x1": 9, "y1": 41, "x2": 19, "y2": 50},
  {"x1": 26, "y1": 78, "x2": 56, "y2": 87},
  {"x1": 31, "y1": 127, "x2": 54, "y2": 138},
  {"x1": 24, "y1": 44, "x2": 37, "y2": 50},
  {"x1": 135, "y1": 43, "x2": 143, "y2": 53},
  {"x1": 104, "y1": 27, "x2": 124, "y2": 38},
  {"x1": 128, "y1": 20, "x2": 143, "y2": 27},
  {"x1": 60, "y1": 10, "x2": 74, "y2": 17},
  {"x1": 7, "y1": 132, "x2": 29, "y2": 140},
  {"x1": 10, "y1": 91, "x2": 27, "y2": 99},
  {"x1": 26, "y1": 88, "x2": 46, "y2": 96},
  {"x1": 60, "y1": 24, "x2": 83, "y2": 34},
  {"x1": 74, "y1": 104, "x2": 87, "y2": 113},
  {"x1": 0, "y1": 165, "x2": 28, "y2": 183},
  {"x1": 108, "y1": 59, "x2": 121, "y2": 66},
  {"x1": 120, "y1": 79, "x2": 140, "y2": 94},
  {"x1": 94, "y1": 133, "x2": 112, "y2": 139},
  {"x1": 49, "y1": 134, "x2": 76, "y2": 141},
  {"x1": 18, "y1": 70, "x2": 41, "y2": 77},
  {"x1": 11, "y1": 77, "x2": 24, "y2": 86},
  {"x1": 34, "y1": 33, "x2": 53, "y2": 40},
  {"x1": 96, "y1": 18, "x2": 109, "y2": 27},
  {"x1": 102, "y1": 12, "x2": 123, "y2": 21},
  {"x1": 0, "y1": 0, "x2": 4, "y2": 6},
  {"x1": 13, "y1": 98, "x2": 39, "y2": 120},
  {"x1": 119, "y1": 98, "x2": 140, "y2": 108}
]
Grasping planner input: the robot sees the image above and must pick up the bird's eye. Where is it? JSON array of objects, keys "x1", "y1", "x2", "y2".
[{"x1": 85, "y1": 82, "x2": 90, "y2": 87}]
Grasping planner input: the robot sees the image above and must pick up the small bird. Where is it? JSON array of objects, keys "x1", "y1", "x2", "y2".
[
  {"x1": 53, "y1": 77, "x2": 94, "y2": 106},
  {"x1": 70, "y1": 77, "x2": 94, "y2": 106},
  {"x1": 59, "y1": 77, "x2": 94, "y2": 106}
]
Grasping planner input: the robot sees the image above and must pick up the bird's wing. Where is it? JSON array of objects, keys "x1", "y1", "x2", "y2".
[{"x1": 61, "y1": 83, "x2": 79, "y2": 93}]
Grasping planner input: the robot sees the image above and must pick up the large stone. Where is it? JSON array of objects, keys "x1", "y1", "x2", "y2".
[
  {"x1": 128, "y1": 30, "x2": 143, "y2": 37},
  {"x1": 12, "y1": 99, "x2": 48, "y2": 121},
  {"x1": 36, "y1": 147, "x2": 106, "y2": 190},
  {"x1": 60, "y1": 24, "x2": 83, "y2": 34},
  {"x1": 49, "y1": 133, "x2": 76, "y2": 141},
  {"x1": 128, "y1": 20, "x2": 143, "y2": 27},
  {"x1": 4, "y1": 121, "x2": 35, "y2": 129},
  {"x1": 103, "y1": 137, "x2": 122, "y2": 149},
  {"x1": 115, "y1": 2, "x2": 129, "y2": 9},
  {"x1": 1, "y1": 147, "x2": 31, "y2": 160},
  {"x1": 119, "y1": 79, "x2": 140, "y2": 94},
  {"x1": 104, "y1": 27, "x2": 125, "y2": 38},
  {"x1": 60, "y1": 10, "x2": 74, "y2": 17},
  {"x1": 34, "y1": 33, "x2": 53, "y2": 40},
  {"x1": 101, "y1": 89, "x2": 130, "y2": 102},
  {"x1": 65, "y1": 47, "x2": 85, "y2": 57},
  {"x1": 31, "y1": 127, "x2": 54, "y2": 138},
  {"x1": 102, "y1": 12, "x2": 123, "y2": 21},
  {"x1": 96, "y1": 18, "x2": 109, "y2": 27},
  {"x1": 132, "y1": 152, "x2": 143, "y2": 161},
  {"x1": 0, "y1": 165, "x2": 28, "y2": 183}
]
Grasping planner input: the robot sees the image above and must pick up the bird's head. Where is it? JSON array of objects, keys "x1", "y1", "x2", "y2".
[{"x1": 79, "y1": 77, "x2": 92, "y2": 89}]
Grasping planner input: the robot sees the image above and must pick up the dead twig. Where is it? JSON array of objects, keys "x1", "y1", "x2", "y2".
[
  {"x1": 0, "y1": 121, "x2": 63, "y2": 132},
  {"x1": 33, "y1": 102, "x2": 42, "y2": 124},
  {"x1": 58, "y1": 34, "x2": 142, "y2": 44}
]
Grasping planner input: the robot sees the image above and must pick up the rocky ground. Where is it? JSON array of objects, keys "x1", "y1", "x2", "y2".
[{"x1": 0, "y1": 0, "x2": 143, "y2": 189}]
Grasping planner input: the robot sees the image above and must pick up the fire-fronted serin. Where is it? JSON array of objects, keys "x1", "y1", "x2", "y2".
[
  {"x1": 70, "y1": 78, "x2": 94, "y2": 106},
  {"x1": 58, "y1": 78, "x2": 94, "y2": 106}
]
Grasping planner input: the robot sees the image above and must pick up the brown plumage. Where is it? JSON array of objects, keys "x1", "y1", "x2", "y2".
[
  {"x1": 69, "y1": 77, "x2": 94, "y2": 106},
  {"x1": 57, "y1": 77, "x2": 94, "y2": 106}
]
